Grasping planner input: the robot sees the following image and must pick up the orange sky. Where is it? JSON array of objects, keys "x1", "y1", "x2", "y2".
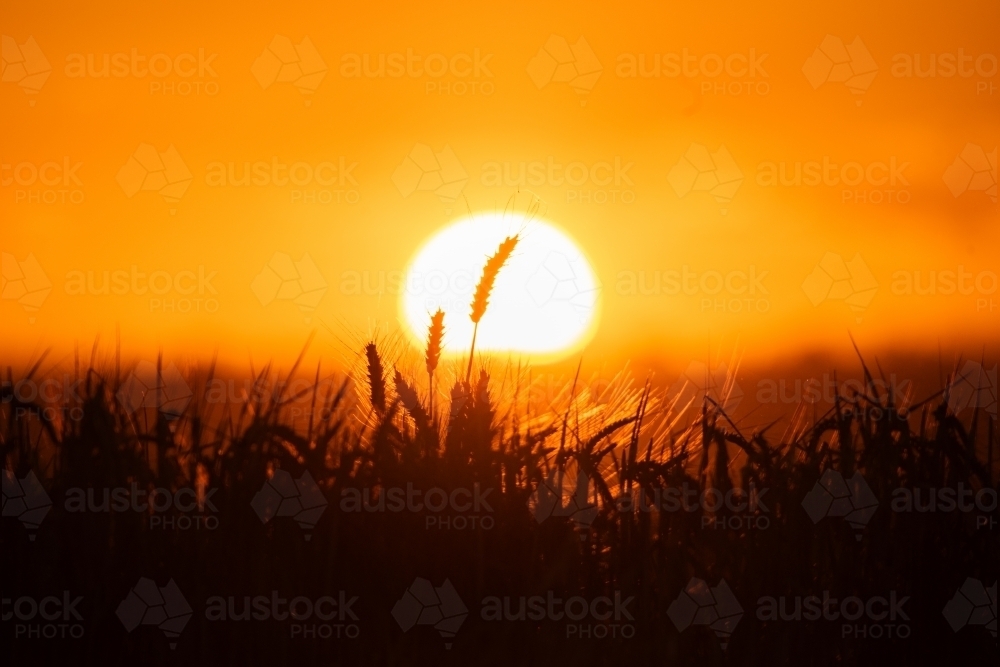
[{"x1": 2, "y1": 0, "x2": 998, "y2": 377}]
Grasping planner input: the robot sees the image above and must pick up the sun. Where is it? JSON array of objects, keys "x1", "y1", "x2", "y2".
[{"x1": 400, "y1": 212, "x2": 600, "y2": 362}]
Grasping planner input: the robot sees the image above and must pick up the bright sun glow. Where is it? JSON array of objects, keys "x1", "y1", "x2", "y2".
[{"x1": 400, "y1": 213, "x2": 600, "y2": 362}]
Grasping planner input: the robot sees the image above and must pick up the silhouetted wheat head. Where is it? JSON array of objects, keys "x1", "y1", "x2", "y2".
[
  {"x1": 466, "y1": 235, "x2": 518, "y2": 383},
  {"x1": 426, "y1": 308, "x2": 444, "y2": 416},
  {"x1": 365, "y1": 342, "x2": 386, "y2": 413}
]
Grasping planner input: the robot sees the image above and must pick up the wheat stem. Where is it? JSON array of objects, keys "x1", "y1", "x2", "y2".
[
  {"x1": 465, "y1": 322, "x2": 479, "y2": 385},
  {"x1": 426, "y1": 309, "x2": 444, "y2": 416}
]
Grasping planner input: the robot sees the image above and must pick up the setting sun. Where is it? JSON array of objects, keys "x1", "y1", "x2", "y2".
[{"x1": 399, "y1": 213, "x2": 600, "y2": 360}]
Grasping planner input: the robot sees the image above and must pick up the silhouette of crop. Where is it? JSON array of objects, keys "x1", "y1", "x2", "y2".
[
  {"x1": 2, "y1": 278, "x2": 997, "y2": 665},
  {"x1": 466, "y1": 234, "x2": 518, "y2": 383}
]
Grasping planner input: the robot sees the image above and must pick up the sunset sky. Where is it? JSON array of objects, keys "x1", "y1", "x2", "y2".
[{"x1": 3, "y1": 0, "x2": 997, "y2": 381}]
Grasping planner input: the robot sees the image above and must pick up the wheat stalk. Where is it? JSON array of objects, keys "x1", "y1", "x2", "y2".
[
  {"x1": 466, "y1": 235, "x2": 518, "y2": 383},
  {"x1": 365, "y1": 342, "x2": 386, "y2": 412},
  {"x1": 393, "y1": 369, "x2": 429, "y2": 430},
  {"x1": 426, "y1": 309, "x2": 444, "y2": 415}
]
